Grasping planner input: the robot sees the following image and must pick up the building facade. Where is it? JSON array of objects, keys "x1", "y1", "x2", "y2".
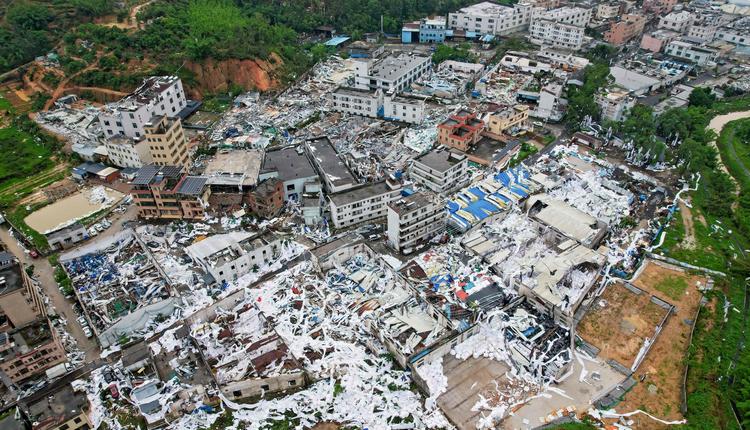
[
  {"x1": 328, "y1": 180, "x2": 402, "y2": 229},
  {"x1": 665, "y1": 40, "x2": 719, "y2": 65},
  {"x1": 330, "y1": 87, "x2": 383, "y2": 118},
  {"x1": 353, "y1": 54, "x2": 431, "y2": 93},
  {"x1": 596, "y1": 2, "x2": 620, "y2": 20},
  {"x1": 604, "y1": 14, "x2": 646, "y2": 45},
  {"x1": 259, "y1": 147, "x2": 319, "y2": 202},
  {"x1": 448, "y1": 2, "x2": 533, "y2": 36},
  {"x1": 383, "y1": 95, "x2": 425, "y2": 124},
  {"x1": 529, "y1": 7, "x2": 592, "y2": 50},
  {"x1": 595, "y1": 88, "x2": 636, "y2": 122},
  {"x1": 640, "y1": 30, "x2": 679, "y2": 53},
  {"x1": 131, "y1": 165, "x2": 210, "y2": 220},
  {"x1": 104, "y1": 135, "x2": 153, "y2": 168},
  {"x1": 658, "y1": 11, "x2": 695, "y2": 33},
  {"x1": 410, "y1": 148, "x2": 469, "y2": 194},
  {"x1": 144, "y1": 115, "x2": 191, "y2": 168},
  {"x1": 99, "y1": 76, "x2": 187, "y2": 139},
  {"x1": 387, "y1": 192, "x2": 446, "y2": 253},
  {"x1": 487, "y1": 105, "x2": 529, "y2": 135}
]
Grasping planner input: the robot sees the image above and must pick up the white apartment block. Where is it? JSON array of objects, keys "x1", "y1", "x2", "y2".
[
  {"x1": 354, "y1": 54, "x2": 431, "y2": 93},
  {"x1": 687, "y1": 24, "x2": 717, "y2": 42},
  {"x1": 410, "y1": 148, "x2": 469, "y2": 194},
  {"x1": 330, "y1": 87, "x2": 383, "y2": 118},
  {"x1": 186, "y1": 231, "x2": 282, "y2": 286},
  {"x1": 448, "y1": 1, "x2": 533, "y2": 36},
  {"x1": 715, "y1": 28, "x2": 750, "y2": 47},
  {"x1": 104, "y1": 135, "x2": 153, "y2": 168},
  {"x1": 383, "y1": 95, "x2": 425, "y2": 124},
  {"x1": 665, "y1": 40, "x2": 719, "y2": 65},
  {"x1": 387, "y1": 192, "x2": 446, "y2": 253},
  {"x1": 529, "y1": 7, "x2": 592, "y2": 50},
  {"x1": 328, "y1": 181, "x2": 402, "y2": 229},
  {"x1": 595, "y1": 88, "x2": 635, "y2": 122},
  {"x1": 658, "y1": 11, "x2": 694, "y2": 33},
  {"x1": 99, "y1": 76, "x2": 187, "y2": 139}
]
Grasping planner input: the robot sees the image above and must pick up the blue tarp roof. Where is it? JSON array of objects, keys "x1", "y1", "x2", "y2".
[{"x1": 325, "y1": 36, "x2": 351, "y2": 46}]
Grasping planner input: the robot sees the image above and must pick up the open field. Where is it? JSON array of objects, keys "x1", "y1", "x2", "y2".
[
  {"x1": 578, "y1": 282, "x2": 670, "y2": 369},
  {"x1": 611, "y1": 260, "x2": 707, "y2": 428}
]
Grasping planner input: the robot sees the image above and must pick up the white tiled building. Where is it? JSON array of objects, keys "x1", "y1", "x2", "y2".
[
  {"x1": 328, "y1": 181, "x2": 402, "y2": 229},
  {"x1": 353, "y1": 54, "x2": 431, "y2": 93},
  {"x1": 529, "y1": 7, "x2": 592, "y2": 50},
  {"x1": 387, "y1": 192, "x2": 446, "y2": 253},
  {"x1": 330, "y1": 87, "x2": 383, "y2": 118},
  {"x1": 448, "y1": 1, "x2": 533, "y2": 36},
  {"x1": 383, "y1": 95, "x2": 425, "y2": 124},
  {"x1": 595, "y1": 88, "x2": 636, "y2": 122},
  {"x1": 665, "y1": 40, "x2": 719, "y2": 65},
  {"x1": 98, "y1": 76, "x2": 187, "y2": 139},
  {"x1": 658, "y1": 11, "x2": 695, "y2": 34},
  {"x1": 104, "y1": 135, "x2": 153, "y2": 168},
  {"x1": 410, "y1": 148, "x2": 469, "y2": 194}
]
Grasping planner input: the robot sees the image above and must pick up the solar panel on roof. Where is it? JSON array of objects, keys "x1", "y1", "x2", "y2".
[{"x1": 178, "y1": 176, "x2": 207, "y2": 195}]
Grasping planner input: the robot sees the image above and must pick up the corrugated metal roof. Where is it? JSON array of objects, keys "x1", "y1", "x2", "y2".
[{"x1": 131, "y1": 165, "x2": 159, "y2": 185}]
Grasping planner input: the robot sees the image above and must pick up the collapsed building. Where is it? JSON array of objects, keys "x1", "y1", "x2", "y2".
[{"x1": 60, "y1": 230, "x2": 176, "y2": 348}]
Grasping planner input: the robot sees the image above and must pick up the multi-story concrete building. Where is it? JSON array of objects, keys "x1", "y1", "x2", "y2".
[
  {"x1": 640, "y1": 29, "x2": 680, "y2": 53},
  {"x1": 419, "y1": 17, "x2": 448, "y2": 43},
  {"x1": 687, "y1": 24, "x2": 718, "y2": 42},
  {"x1": 330, "y1": 87, "x2": 383, "y2": 118},
  {"x1": 658, "y1": 11, "x2": 694, "y2": 34},
  {"x1": 104, "y1": 135, "x2": 153, "y2": 168},
  {"x1": 535, "y1": 83, "x2": 565, "y2": 121},
  {"x1": 328, "y1": 180, "x2": 402, "y2": 229},
  {"x1": 596, "y1": 2, "x2": 621, "y2": 20},
  {"x1": 305, "y1": 136, "x2": 358, "y2": 193},
  {"x1": 0, "y1": 253, "x2": 66, "y2": 387},
  {"x1": 383, "y1": 95, "x2": 425, "y2": 124},
  {"x1": 410, "y1": 148, "x2": 469, "y2": 194},
  {"x1": 595, "y1": 88, "x2": 636, "y2": 121},
  {"x1": 643, "y1": 0, "x2": 677, "y2": 15},
  {"x1": 437, "y1": 108, "x2": 485, "y2": 151},
  {"x1": 0, "y1": 253, "x2": 45, "y2": 328},
  {"x1": 715, "y1": 27, "x2": 750, "y2": 48},
  {"x1": 604, "y1": 14, "x2": 646, "y2": 45},
  {"x1": 144, "y1": 115, "x2": 191, "y2": 168},
  {"x1": 387, "y1": 192, "x2": 446, "y2": 253},
  {"x1": 131, "y1": 165, "x2": 210, "y2": 220},
  {"x1": 487, "y1": 105, "x2": 529, "y2": 135},
  {"x1": 260, "y1": 147, "x2": 319, "y2": 202},
  {"x1": 0, "y1": 319, "x2": 67, "y2": 385},
  {"x1": 22, "y1": 382, "x2": 92, "y2": 430},
  {"x1": 448, "y1": 2, "x2": 533, "y2": 36},
  {"x1": 353, "y1": 54, "x2": 431, "y2": 93},
  {"x1": 186, "y1": 231, "x2": 282, "y2": 285},
  {"x1": 529, "y1": 7, "x2": 592, "y2": 50},
  {"x1": 99, "y1": 76, "x2": 187, "y2": 139},
  {"x1": 665, "y1": 40, "x2": 719, "y2": 65},
  {"x1": 247, "y1": 178, "x2": 285, "y2": 219}
]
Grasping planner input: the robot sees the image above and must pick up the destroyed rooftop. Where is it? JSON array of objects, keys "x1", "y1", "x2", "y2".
[
  {"x1": 24, "y1": 384, "x2": 88, "y2": 430},
  {"x1": 306, "y1": 136, "x2": 357, "y2": 187},
  {"x1": 328, "y1": 181, "x2": 394, "y2": 206},
  {"x1": 204, "y1": 149, "x2": 263, "y2": 188},
  {"x1": 102, "y1": 76, "x2": 179, "y2": 113},
  {"x1": 261, "y1": 147, "x2": 316, "y2": 181},
  {"x1": 414, "y1": 149, "x2": 466, "y2": 172},
  {"x1": 455, "y1": 1, "x2": 518, "y2": 16}
]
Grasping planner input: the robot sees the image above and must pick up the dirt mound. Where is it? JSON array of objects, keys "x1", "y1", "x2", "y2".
[{"x1": 185, "y1": 54, "x2": 282, "y2": 98}]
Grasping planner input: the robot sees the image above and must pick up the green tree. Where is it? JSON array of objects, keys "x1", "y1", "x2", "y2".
[
  {"x1": 6, "y1": 2, "x2": 52, "y2": 31},
  {"x1": 688, "y1": 87, "x2": 716, "y2": 108}
]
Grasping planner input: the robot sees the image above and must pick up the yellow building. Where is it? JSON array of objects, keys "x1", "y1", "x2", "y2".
[
  {"x1": 487, "y1": 105, "x2": 529, "y2": 135},
  {"x1": 145, "y1": 115, "x2": 191, "y2": 168}
]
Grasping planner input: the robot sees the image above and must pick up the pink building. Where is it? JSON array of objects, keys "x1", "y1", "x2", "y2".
[
  {"x1": 604, "y1": 14, "x2": 646, "y2": 45},
  {"x1": 640, "y1": 30, "x2": 679, "y2": 53},
  {"x1": 643, "y1": 0, "x2": 677, "y2": 14}
]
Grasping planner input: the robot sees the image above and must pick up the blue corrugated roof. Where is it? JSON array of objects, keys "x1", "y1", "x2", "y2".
[{"x1": 325, "y1": 36, "x2": 351, "y2": 46}]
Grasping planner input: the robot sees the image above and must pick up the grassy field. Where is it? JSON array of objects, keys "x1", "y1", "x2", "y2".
[
  {"x1": 0, "y1": 126, "x2": 55, "y2": 184},
  {"x1": 716, "y1": 118, "x2": 750, "y2": 189}
]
